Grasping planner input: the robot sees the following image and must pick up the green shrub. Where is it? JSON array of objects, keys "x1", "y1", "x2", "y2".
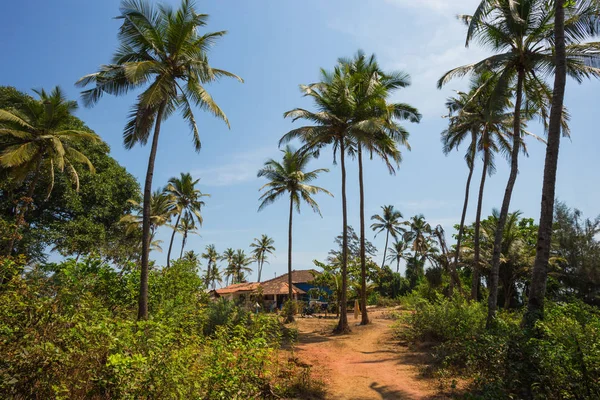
[
  {"x1": 398, "y1": 289, "x2": 429, "y2": 310},
  {"x1": 0, "y1": 257, "x2": 316, "y2": 399},
  {"x1": 396, "y1": 294, "x2": 486, "y2": 343},
  {"x1": 203, "y1": 298, "x2": 249, "y2": 336},
  {"x1": 199, "y1": 314, "x2": 282, "y2": 399},
  {"x1": 398, "y1": 296, "x2": 600, "y2": 399}
]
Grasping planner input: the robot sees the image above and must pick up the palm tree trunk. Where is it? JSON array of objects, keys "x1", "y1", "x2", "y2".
[
  {"x1": 138, "y1": 101, "x2": 166, "y2": 321},
  {"x1": 335, "y1": 138, "x2": 350, "y2": 334},
  {"x1": 397, "y1": 258, "x2": 400, "y2": 273},
  {"x1": 179, "y1": 231, "x2": 187, "y2": 259},
  {"x1": 286, "y1": 194, "x2": 294, "y2": 323},
  {"x1": 472, "y1": 147, "x2": 489, "y2": 300},
  {"x1": 166, "y1": 213, "x2": 182, "y2": 268},
  {"x1": 382, "y1": 232, "x2": 390, "y2": 270},
  {"x1": 4, "y1": 158, "x2": 43, "y2": 257},
  {"x1": 487, "y1": 70, "x2": 524, "y2": 328},
  {"x1": 454, "y1": 143, "x2": 476, "y2": 295},
  {"x1": 525, "y1": 0, "x2": 566, "y2": 328},
  {"x1": 258, "y1": 260, "x2": 263, "y2": 283},
  {"x1": 358, "y1": 144, "x2": 369, "y2": 325}
]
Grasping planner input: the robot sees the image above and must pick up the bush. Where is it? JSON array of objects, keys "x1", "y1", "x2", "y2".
[
  {"x1": 396, "y1": 294, "x2": 486, "y2": 343},
  {"x1": 0, "y1": 257, "x2": 316, "y2": 399},
  {"x1": 397, "y1": 295, "x2": 600, "y2": 399},
  {"x1": 199, "y1": 314, "x2": 282, "y2": 399},
  {"x1": 203, "y1": 298, "x2": 249, "y2": 336}
]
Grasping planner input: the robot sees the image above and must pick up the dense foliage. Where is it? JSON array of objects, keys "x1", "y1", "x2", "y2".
[
  {"x1": 0, "y1": 86, "x2": 140, "y2": 264},
  {"x1": 2, "y1": 0, "x2": 600, "y2": 397},
  {"x1": 0, "y1": 257, "x2": 311, "y2": 399},
  {"x1": 396, "y1": 295, "x2": 600, "y2": 399}
]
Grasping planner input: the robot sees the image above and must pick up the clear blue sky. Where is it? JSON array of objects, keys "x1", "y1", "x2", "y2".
[{"x1": 2, "y1": 0, "x2": 599, "y2": 280}]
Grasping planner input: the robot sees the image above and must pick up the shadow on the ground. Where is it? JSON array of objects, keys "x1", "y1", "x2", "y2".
[
  {"x1": 369, "y1": 382, "x2": 446, "y2": 400},
  {"x1": 297, "y1": 330, "x2": 334, "y2": 345},
  {"x1": 361, "y1": 349, "x2": 399, "y2": 355},
  {"x1": 369, "y1": 382, "x2": 417, "y2": 399}
]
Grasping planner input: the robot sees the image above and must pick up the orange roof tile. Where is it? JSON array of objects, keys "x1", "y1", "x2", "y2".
[
  {"x1": 216, "y1": 282, "x2": 260, "y2": 295},
  {"x1": 259, "y1": 281, "x2": 305, "y2": 295}
]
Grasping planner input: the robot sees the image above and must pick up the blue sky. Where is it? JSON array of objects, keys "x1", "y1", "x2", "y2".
[{"x1": 2, "y1": 0, "x2": 599, "y2": 280}]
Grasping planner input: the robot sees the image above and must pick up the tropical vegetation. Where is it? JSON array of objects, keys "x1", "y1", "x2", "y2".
[{"x1": 2, "y1": 0, "x2": 600, "y2": 398}]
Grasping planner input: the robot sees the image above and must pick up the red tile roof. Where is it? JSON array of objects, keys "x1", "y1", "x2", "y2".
[
  {"x1": 215, "y1": 270, "x2": 319, "y2": 296},
  {"x1": 259, "y1": 280, "x2": 305, "y2": 295},
  {"x1": 216, "y1": 282, "x2": 259, "y2": 295},
  {"x1": 266, "y1": 269, "x2": 319, "y2": 285}
]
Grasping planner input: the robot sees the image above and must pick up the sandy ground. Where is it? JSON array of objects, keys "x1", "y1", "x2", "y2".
[{"x1": 289, "y1": 308, "x2": 452, "y2": 400}]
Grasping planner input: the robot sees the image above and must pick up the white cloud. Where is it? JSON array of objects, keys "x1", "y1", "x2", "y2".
[
  {"x1": 192, "y1": 147, "x2": 276, "y2": 186},
  {"x1": 327, "y1": 2, "x2": 493, "y2": 117}
]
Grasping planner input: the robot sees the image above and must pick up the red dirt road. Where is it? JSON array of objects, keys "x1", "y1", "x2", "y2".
[{"x1": 291, "y1": 309, "x2": 450, "y2": 400}]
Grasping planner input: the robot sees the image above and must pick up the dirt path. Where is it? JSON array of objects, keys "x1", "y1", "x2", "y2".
[{"x1": 291, "y1": 308, "x2": 449, "y2": 400}]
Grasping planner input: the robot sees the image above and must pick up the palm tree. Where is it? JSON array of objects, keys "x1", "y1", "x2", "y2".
[
  {"x1": 526, "y1": 0, "x2": 600, "y2": 326},
  {"x1": 403, "y1": 215, "x2": 432, "y2": 260},
  {"x1": 442, "y1": 94, "x2": 478, "y2": 293},
  {"x1": 208, "y1": 263, "x2": 222, "y2": 289},
  {"x1": 258, "y1": 146, "x2": 331, "y2": 322},
  {"x1": 178, "y1": 213, "x2": 198, "y2": 258},
  {"x1": 443, "y1": 71, "x2": 516, "y2": 299},
  {"x1": 371, "y1": 205, "x2": 406, "y2": 269},
  {"x1": 341, "y1": 51, "x2": 421, "y2": 325},
  {"x1": 250, "y1": 234, "x2": 276, "y2": 282},
  {"x1": 120, "y1": 189, "x2": 174, "y2": 254},
  {"x1": 165, "y1": 172, "x2": 208, "y2": 267},
  {"x1": 201, "y1": 244, "x2": 219, "y2": 288},
  {"x1": 221, "y1": 248, "x2": 236, "y2": 286},
  {"x1": 0, "y1": 87, "x2": 98, "y2": 256},
  {"x1": 232, "y1": 249, "x2": 253, "y2": 284},
  {"x1": 280, "y1": 66, "x2": 354, "y2": 332},
  {"x1": 386, "y1": 239, "x2": 410, "y2": 273},
  {"x1": 438, "y1": 0, "x2": 600, "y2": 326},
  {"x1": 428, "y1": 224, "x2": 460, "y2": 294},
  {"x1": 77, "y1": 0, "x2": 242, "y2": 320},
  {"x1": 182, "y1": 250, "x2": 200, "y2": 265}
]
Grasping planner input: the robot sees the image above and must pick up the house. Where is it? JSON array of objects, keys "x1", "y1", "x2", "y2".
[
  {"x1": 215, "y1": 269, "x2": 324, "y2": 310},
  {"x1": 215, "y1": 282, "x2": 260, "y2": 302}
]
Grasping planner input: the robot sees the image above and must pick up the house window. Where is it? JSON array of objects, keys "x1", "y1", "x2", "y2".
[{"x1": 264, "y1": 295, "x2": 274, "y2": 300}]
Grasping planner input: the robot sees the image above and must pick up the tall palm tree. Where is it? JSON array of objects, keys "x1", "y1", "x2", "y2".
[
  {"x1": 371, "y1": 205, "x2": 406, "y2": 269},
  {"x1": 258, "y1": 146, "x2": 331, "y2": 322},
  {"x1": 341, "y1": 51, "x2": 421, "y2": 325},
  {"x1": 164, "y1": 172, "x2": 208, "y2": 267},
  {"x1": 178, "y1": 213, "x2": 198, "y2": 259},
  {"x1": 443, "y1": 71, "x2": 516, "y2": 299},
  {"x1": 77, "y1": 0, "x2": 242, "y2": 320},
  {"x1": 0, "y1": 87, "x2": 98, "y2": 256},
  {"x1": 403, "y1": 215, "x2": 432, "y2": 260},
  {"x1": 442, "y1": 94, "x2": 478, "y2": 290},
  {"x1": 201, "y1": 244, "x2": 219, "y2": 288},
  {"x1": 438, "y1": 0, "x2": 600, "y2": 326},
  {"x1": 221, "y1": 248, "x2": 236, "y2": 286},
  {"x1": 526, "y1": 0, "x2": 600, "y2": 326},
  {"x1": 250, "y1": 234, "x2": 276, "y2": 282},
  {"x1": 280, "y1": 65, "x2": 354, "y2": 333},
  {"x1": 386, "y1": 239, "x2": 410, "y2": 273}
]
